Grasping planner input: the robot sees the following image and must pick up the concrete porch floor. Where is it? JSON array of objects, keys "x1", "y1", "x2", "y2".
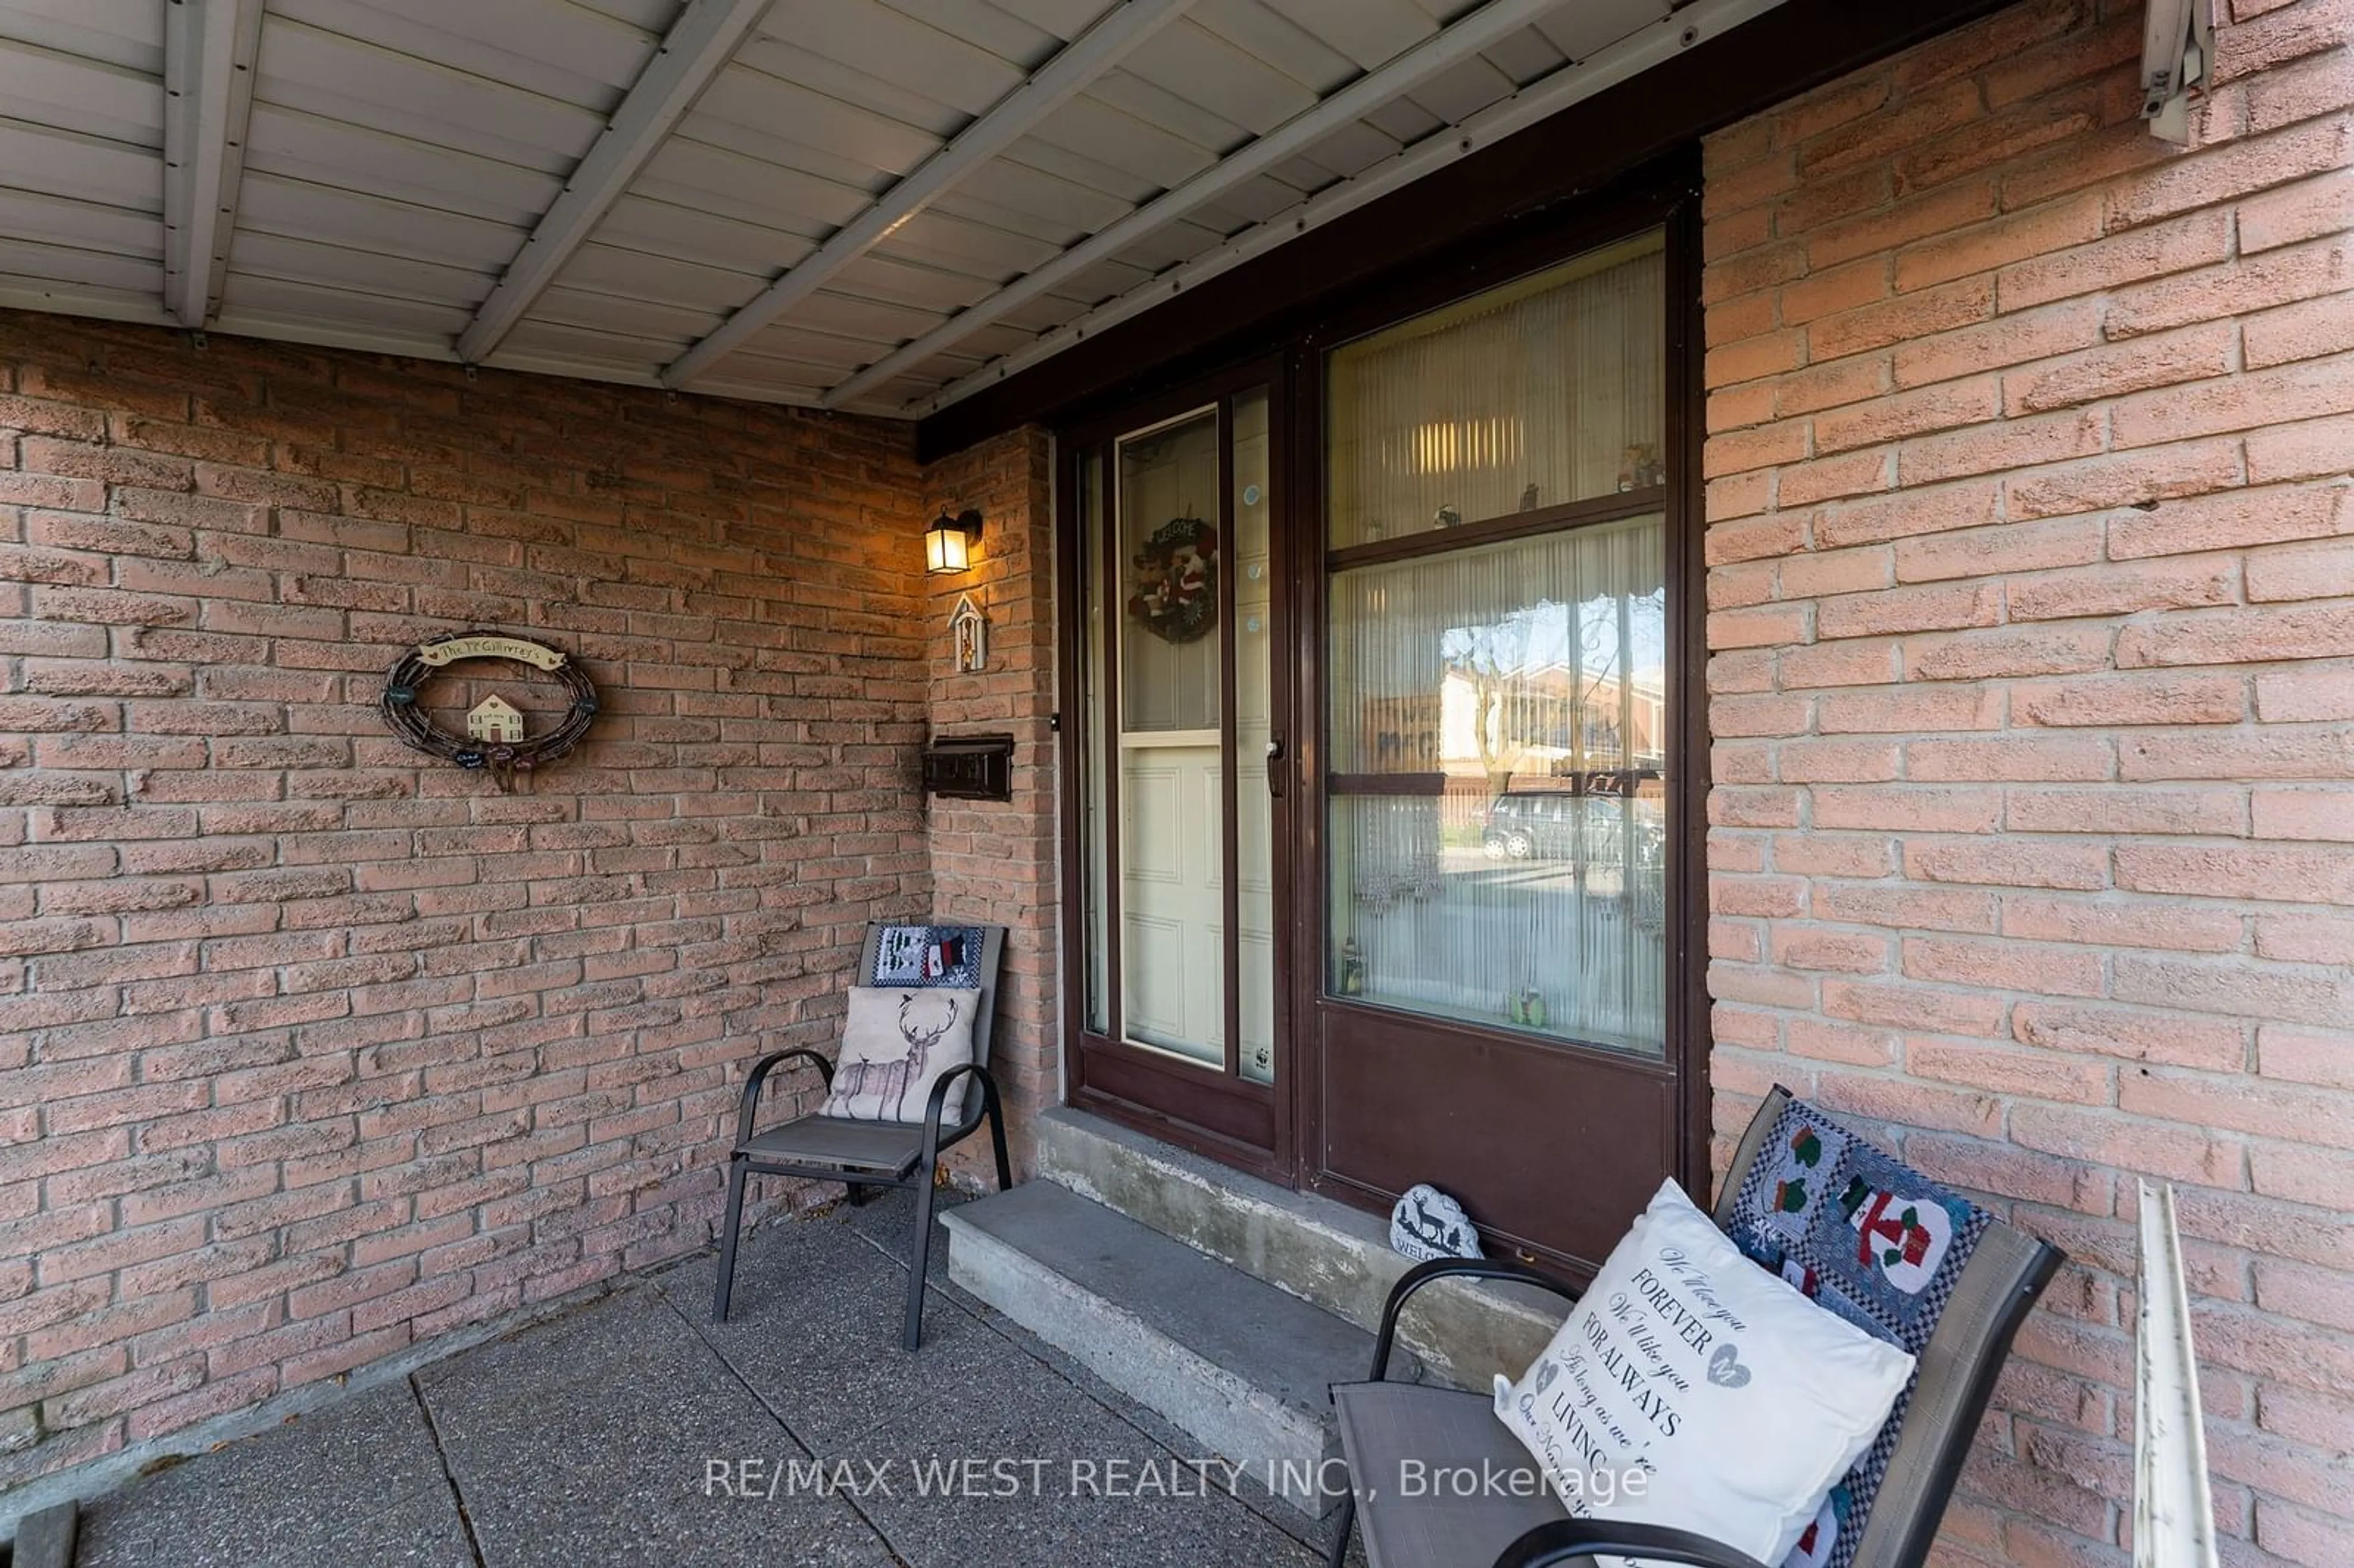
[{"x1": 68, "y1": 1192, "x2": 1343, "y2": 1568}]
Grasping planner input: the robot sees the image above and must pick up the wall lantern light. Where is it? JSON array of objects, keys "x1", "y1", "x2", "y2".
[{"x1": 925, "y1": 508, "x2": 983, "y2": 574}]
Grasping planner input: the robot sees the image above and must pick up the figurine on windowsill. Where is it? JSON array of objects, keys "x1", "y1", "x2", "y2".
[
  {"x1": 1619, "y1": 443, "x2": 1666, "y2": 491},
  {"x1": 1519, "y1": 482, "x2": 1541, "y2": 512},
  {"x1": 1434, "y1": 504, "x2": 1463, "y2": 530},
  {"x1": 1338, "y1": 937, "x2": 1366, "y2": 997}
]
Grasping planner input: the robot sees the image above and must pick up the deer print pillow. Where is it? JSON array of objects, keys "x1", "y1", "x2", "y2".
[
  {"x1": 820, "y1": 987, "x2": 982, "y2": 1125},
  {"x1": 1491, "y1": 1180, "x2": 1914, "y2": 1568}
]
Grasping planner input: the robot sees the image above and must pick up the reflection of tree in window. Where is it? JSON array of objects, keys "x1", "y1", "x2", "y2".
[
  {"x1": 1442, "y1": 607, "x2": 1546, "y2": 798},
  {"x1": 1327, "y1": 508, "x2": 1670, "y2": 1051},
  {"x1": 1442, "y1": 584, "x2": 1650, "y2": 797}
]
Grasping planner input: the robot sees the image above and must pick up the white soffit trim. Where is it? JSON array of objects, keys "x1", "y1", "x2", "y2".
[
  {"x1": 455, "y1": 0, "x2": 778, "y2": 365},
  {"x1": 818, "y1": 0, "x2": 1604, "y2": 411},
  {"x1": 0, "y1": 279, "x2": 175, "y2": 331},
  {"x1": 875, "y1": 0, "x2": 1785, "y2": 417},
  {"x1": 162, "y1": 0, "x2": 265, "y2": 328},
  {"x1": 661, "y1": 0, "x2": 1198, "y2": 392}
]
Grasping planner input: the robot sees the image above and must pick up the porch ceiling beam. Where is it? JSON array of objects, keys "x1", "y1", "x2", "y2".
[
  {"x1": 908, "y1": 0, "x2": 1786, "y2": 417},
  {"x1": 455, "y1": 0, "x2": 775, "y2": 366},
  {"x1": 661, "y1": 0, "x2": 1197, "y2": 393},
  {"x1": 162, "y1": 0, "x2": 265, "y2": 329}
]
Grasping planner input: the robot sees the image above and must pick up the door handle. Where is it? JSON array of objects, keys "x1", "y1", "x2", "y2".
[{"x1": 1265, "y1": 736, "x2": 1286, "y2": 797}]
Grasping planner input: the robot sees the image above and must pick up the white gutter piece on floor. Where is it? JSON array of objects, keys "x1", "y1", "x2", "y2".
[{"x1": 2134, "y1": 1179, "x2": 2219, "y2": 1568}]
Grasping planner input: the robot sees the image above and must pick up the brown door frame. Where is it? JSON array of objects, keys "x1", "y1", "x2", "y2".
[
  {"x1": 1053, "y1": 162, "x2": 1712, "y2": 1241},
  {"x1": 1054, "y1": 354, "x2": 1298, "y2": 1183}
]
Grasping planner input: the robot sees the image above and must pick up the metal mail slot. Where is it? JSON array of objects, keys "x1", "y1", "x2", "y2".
[{"x1": 921, "y1": 733, "x2": 1015, "y2": 802}]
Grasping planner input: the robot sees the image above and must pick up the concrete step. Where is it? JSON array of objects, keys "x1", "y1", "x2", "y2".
[
  {"x1": 1033, "y1": 1105, "x2": 1566, "y2": 1389},
  {"x1": 940, "y1": 1181, "x2": 1380, "y2": 1518},
  {"x1": 10, "y1": 1501, "x2": 75, "y2": 1568}
]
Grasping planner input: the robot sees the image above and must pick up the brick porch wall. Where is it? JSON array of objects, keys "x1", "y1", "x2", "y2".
[
  {"x1": 1701, "y1": 2, "x2": 2352, "y2": 1566},
  {"x1": 0, "y1": 314, "x2": 943, "y2": 1490},
  {"x1": 922, "y1": 427, "x2": 1061, "y2": 1179}
]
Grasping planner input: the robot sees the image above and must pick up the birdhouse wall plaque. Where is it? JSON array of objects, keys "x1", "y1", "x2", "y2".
[
  {"x1": 381, "y1": 630, "x2": 598, "y2": 791},
  {"x1": 949, "y1": 593, "x2": 988, "y2": 674}
]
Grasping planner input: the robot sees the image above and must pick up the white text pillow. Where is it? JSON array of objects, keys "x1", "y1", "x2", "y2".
[
  {"x1": 819, "y1": 986, "x2": 980, "y2": 1124},
  {"x1": 1493, "y1": 1180, "x2": 1914, "y2": 1568}
]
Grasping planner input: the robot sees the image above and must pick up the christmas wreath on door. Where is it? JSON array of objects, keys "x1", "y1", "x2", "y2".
[{"x1": 1127, "y1": 516, "x2": 1219, "y2": 644}]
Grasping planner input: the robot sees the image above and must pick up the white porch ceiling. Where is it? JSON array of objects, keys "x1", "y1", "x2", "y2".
[{"x1": 0, "y1": 0, "x2": 1778, "y2": 418}]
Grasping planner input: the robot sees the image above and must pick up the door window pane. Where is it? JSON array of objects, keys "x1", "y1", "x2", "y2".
[
  {"x1": 1116, "y1": 409, "x2": 1223, "y2": 1063},
  {"x1": 1079, "y1": 392, "x2": 1284, "y2": 1086},
  {"x1": 1327, "y1": 231, "x2": 1665, "y2": 549},
  {"x1": 1327, "y1": 517, "x2": 1668, "y2": 1054}
]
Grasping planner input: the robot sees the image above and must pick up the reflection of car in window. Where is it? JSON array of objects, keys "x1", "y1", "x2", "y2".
[{"x1": 1480, "y1": 791, "x2": 1665, "y2": 867}]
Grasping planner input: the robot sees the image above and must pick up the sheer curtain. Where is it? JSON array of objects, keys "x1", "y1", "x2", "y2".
[
  {"x1": 1325, "y1": 231, "x2": 1668, "y2": 1056},
  {"x1": 1328, "y1": 519, "x2": 1667, "y2": 1053},
  {"x1": 1328, "y1": 232, "x2": 1666, "y2": 549}
]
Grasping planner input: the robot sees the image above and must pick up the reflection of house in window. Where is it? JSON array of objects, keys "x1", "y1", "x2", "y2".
[
  {"x1": 1438, "y1": 662, "x2": 1665, "y2": 783},
  {"x1": 466, "y1": 695, "x2": 524, "y2": 743}
]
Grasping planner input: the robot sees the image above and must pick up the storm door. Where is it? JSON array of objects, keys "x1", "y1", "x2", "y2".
[{"x1": 1064, "y1": 373, "x2": 1292, "y2": 1168}]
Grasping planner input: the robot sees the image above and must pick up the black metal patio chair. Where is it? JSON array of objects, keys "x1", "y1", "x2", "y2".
[
  {"x1": 1325, "y1": 1084, "x2": 2065, "y2": 1568},
  {"x1": 710, "y1": 921, "x2": 1011, "y2": 1350}
]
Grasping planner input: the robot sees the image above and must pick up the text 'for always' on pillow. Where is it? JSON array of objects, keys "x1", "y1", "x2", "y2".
[{"x1": 1493, "y1": 1179, "x2": 1915, "y2": 1568}]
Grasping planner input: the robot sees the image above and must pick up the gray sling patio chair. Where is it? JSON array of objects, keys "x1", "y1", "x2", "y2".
[
  {"x1": 1326, "y1": 1084, "x2": 2065, "y2": 1568},
  {"x1": 710, "y1": 922, "x2": 1011, "y2": 1351}
]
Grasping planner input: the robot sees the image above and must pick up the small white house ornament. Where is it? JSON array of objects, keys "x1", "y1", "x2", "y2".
[
  {"x1": 949, "y1": 593, "x2": 988, "y2": 674},
  {"x1": 464, "y1": 694, "x2": 524, "y2": 742},
  {"x1": 1390, "y1": 1183, "x2": 1483, "y2": 1262}
]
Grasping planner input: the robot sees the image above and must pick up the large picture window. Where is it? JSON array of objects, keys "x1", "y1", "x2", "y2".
[{"x1": 1324, "y1": 231, "x2": 1669, "y2": 1056}]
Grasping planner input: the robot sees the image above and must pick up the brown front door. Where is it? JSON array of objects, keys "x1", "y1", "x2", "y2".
[
  {"x1": 1060, "y1": 366, "x2": 1297, "y2": 1178},
  {"x1": 1295, "y1": 221, "x2": 1701, "y2": 1274}
]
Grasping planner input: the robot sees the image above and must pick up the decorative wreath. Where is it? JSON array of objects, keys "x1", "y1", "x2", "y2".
[
  {"x1": 1126, "y1": 516, "x2": 1219, "y2": 644},
  {"x1": 379, "y1": 630, "x2": 598, "y2": 791}
]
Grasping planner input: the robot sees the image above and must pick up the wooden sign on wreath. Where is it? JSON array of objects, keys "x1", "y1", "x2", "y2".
[
  {"x1": 379, "y1": 631, "x2": 597, "y2": 792},
  {"x1": 1126, "y1": 515, "x2": 1219, "y2": 644}
]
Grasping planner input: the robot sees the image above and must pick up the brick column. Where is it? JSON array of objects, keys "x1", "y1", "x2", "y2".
[{"x1": 920, "y1": 427, "x2": 1059, "y2": 1178}]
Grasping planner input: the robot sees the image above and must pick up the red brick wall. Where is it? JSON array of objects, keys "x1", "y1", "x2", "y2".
[
  {"x1": 922, "y1": 428, "x2": 1062, "y2": 1179},
  {"x1": 1702, "y1": 2, "x2": 2352, "y2": 1565},
  {"x1": 0, "y1": 314, "x2": 942, "y2": 1488}
]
